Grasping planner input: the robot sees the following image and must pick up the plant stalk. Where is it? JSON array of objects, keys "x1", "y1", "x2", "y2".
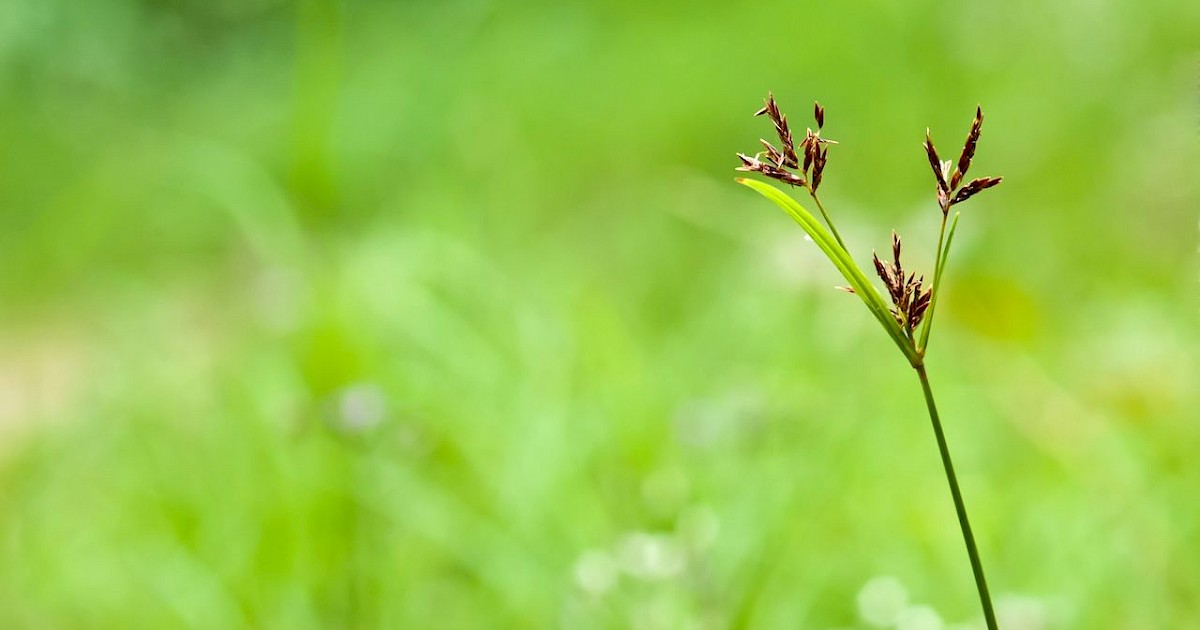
[
  {"x1": 807, "y1": 188, "x2": 847, "y2": 251},
  {"x1": 917, "y1": 211, "x2": 949, "y2": 352},
  {"x1": 915, "y1": 363, "x2": 998, "y2": 630}
]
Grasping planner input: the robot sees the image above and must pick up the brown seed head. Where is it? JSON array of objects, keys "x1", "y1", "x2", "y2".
[
  {"x1": 950, "y1": 176, "x2": 1003, "y2": 206},
  {"x1": 777, "y1": 116, "x2": 798, "y2": 163},
  {"x1": 903, "y1": 272, "x2": 922, "y2": 313},
  {"x1": 735, "y1": 152, "x2": 762, "y2": 170},
  {"x1": 759, "y1": 138, "x2": 797, "y2": 169},
  {"x1": 755, "y1": 94, "x2": 800, "y2": 170},
  {"x1": 812, "y1": 145, "x2": 829, "y2": 191},
  {"x1": 924, "y1": 131, "x2": 950, "y2": 198},
  {"x1": 891, "y1": 231, "x2": 902, "y2": 271},
  {"x1": 872, "y1": 232, "x2": 933, "y2": 329},
  {"x1": 909, "y1": 285, "x2": 933, "y2": 329},
  {"x1": 738, "y1": 94, "x2": 840, "y2": 194},
  {"x1": 735, "y1": 152, "x2": 806, "y2": 187},
  {"x1": 753, "y1": 92, "x2": 777, "y2": 118},
  {"x1": 951, "y1": 106, "x2": 984, "y2": 189},
  {"x1": 872, "y1": 252, "x2": 891, "y2": 288},
  {"x1": 802, "y1": 130, "x2": 817, "y2": 174},
  {"x1": 874, "y1": 244, "x2": 904, "y2": 309}
]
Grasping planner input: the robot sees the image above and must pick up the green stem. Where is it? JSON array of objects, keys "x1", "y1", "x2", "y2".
[
  {"x1": 915, "y1": 364, "x2": 999, "y2": 630},
  {"x1": 918, "y1": 211, "x2": 959, "y2": 352},
  {"x1": 808, "y1": 189, "x2": 847, "y2": 251},
  {"x1": 931, "y1": 211, "x2": 949, "y2": 283},
  {"x1": 917, "y1": 212, "x2": 949, "y2": 350}
]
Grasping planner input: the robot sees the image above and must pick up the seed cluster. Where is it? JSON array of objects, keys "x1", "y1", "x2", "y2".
[
  {"x1": 924, "y1": 107, "x2": 1003, "y2": 214},
  {"x1": 736, "y1": 93, "x2": 836, "y2": 192},
  {"x1": 735, "y1": 94, "x2": 1003, "y2": 341},
  {"x1": 873, "y1": 232, "x2": 932, "y2": 330}
]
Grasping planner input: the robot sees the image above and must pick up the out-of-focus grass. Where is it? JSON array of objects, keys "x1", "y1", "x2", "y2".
[{"x1": 0, "y1": 0, "x2": 1197, "y2": 627}]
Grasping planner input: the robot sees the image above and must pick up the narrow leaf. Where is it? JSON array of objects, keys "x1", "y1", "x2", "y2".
[{"x1": 738, "y1": 178, "x2": 917, "y2": 364}]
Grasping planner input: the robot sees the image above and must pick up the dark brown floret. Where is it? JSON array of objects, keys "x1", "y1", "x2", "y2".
[
  {"x1": 951, "y1": 106, "x2": 984, "y2": 190},
  {"x1": 802, "y1": 130, "x2": 817, "y2": 173},
  {"x1": 926, "y1": 133, "x2": 945, "y2": 199},
  {"x1": 812, "y1": 146, "x2": 829, "y2": 192},
  {"x1": 926, "y1": 107, "x2": 1002, "y2": 212},
  {"x1": 736, "y1": 153, "x2": 807, "y2": 187},
  {"x1": 754, "y1": 93, "x2": 801, "y2": 172},
  {"x1": 739, "y1": 93, "x2": 836, "y2": 193},
  {"x1": 759, "y1": 138, "x2": 797, "y2": 169},
  {"x1": 872, "y1": 232, "x2": 933, "y2": 331},
  {"x1": 950, "y1": 176, "x2": 1003, "y2": 206}
]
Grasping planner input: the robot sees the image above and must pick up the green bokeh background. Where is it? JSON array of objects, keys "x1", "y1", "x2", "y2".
[{"x1": 0, "y1": 1, "x2": 1197, "y2": 628}]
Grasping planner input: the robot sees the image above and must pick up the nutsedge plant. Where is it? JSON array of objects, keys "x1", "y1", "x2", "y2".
[{"x1": 736, "y1": 93, "x2": 1003, "y2": 629}]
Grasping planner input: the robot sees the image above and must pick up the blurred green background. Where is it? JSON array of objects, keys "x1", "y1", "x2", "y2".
[{"x1": 0, "y1": 0, "x2": 1197, "y2": 628}]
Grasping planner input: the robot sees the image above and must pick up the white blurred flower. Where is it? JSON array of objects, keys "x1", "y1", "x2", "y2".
[
  {"x1": 573, "y1": 549, "x2": 618, "y2": 596},
  {"x1": 331, "y1": 382, "x2": 387, "y2": 433},
  {"x1": 996, "y1": 594, "x2": 1047, "y2": 630},
  {"x1": 672, "y1": 388, "x2": 763, "y2": 448},
  {"x1": 616, "y1": 532, "x2": 686, "y2": 580},
  {"x1": 857, "y1": 576, "x2": 909, "y2": 628},
  {"x1": 896, "y1": 604, "x2": 943, "y2": 630}
]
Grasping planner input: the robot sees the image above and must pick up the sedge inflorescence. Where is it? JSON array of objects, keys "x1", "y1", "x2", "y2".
[
  {"x1": 736, "y1": 93, "x2": 1002, "y2": 345},
  {"x1": 732, "y1": 92, "x2": 1007, "y2": 630}
]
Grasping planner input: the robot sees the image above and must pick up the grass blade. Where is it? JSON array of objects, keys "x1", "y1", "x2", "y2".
[{"x1": 737, "y1": 178, "x2": 917, "y2": 364}]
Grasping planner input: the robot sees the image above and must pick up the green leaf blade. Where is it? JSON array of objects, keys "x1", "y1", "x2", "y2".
[{"x1": 737, "y1": 178, "x2": 917, "y2": 364}]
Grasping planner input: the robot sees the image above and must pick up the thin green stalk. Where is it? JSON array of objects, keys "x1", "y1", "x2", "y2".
[
  {"x1": 915, "y1": 364, "x2": 998, "y2": 630},
  {"x1": 917, "y1": 211, "x2": 960, "y2": 351},
  {"x1": 932, "y1": 212, "x2": 950, "y2": 280},
  {"x1": 915, "y1": 211, "x2": 948, "y2": 351},
  {"x1": 808, "y1": 189, "x2": 847, "y2": 251}
]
